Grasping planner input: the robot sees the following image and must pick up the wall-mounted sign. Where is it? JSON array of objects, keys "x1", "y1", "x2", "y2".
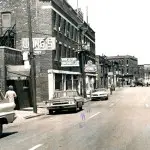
[
  {"x1": 22, "y1": 37, "x2": 56, "y2": 51},
  {"x1": 84, "y1": 60, "x2": 97, "y2": 72},
  {"x1": 61, "y1": 58, "x2": 79, "y2": 67},
  {"x1": 108, "y1": 72, "x2": 113, "y2": 76}
]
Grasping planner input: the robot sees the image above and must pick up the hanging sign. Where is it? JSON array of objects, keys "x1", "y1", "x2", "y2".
[{"x1": 84, "y1": 60, "x2": 97, "y2": 72}]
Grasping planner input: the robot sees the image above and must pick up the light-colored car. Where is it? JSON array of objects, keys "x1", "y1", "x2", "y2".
[
  {"x1": 0, "y1": 103, "x2": 16, "y2": 136},
  {"x1": 46, "y1": 90, "x2": 85, "y2": 114},
  {"x1": 91, "y1": 88, "x2": 109, "y2": 100}
]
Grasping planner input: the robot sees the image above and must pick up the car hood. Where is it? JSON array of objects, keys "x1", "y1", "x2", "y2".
[{"x1": 51, "y1": 96, "x2": 83, "y2": 102}]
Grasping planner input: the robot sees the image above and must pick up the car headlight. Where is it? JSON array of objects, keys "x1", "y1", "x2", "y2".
[
  {"x1": 46, "y1": 101, "x2": 53, "y2": 106},
  {"x1": 69, "y1": 99, "x2": 76, "y2": 104}
]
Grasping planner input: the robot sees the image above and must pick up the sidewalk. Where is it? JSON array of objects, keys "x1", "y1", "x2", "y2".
[{"x1": 14, "y1": 98, "x2": 91, "y2": 122}]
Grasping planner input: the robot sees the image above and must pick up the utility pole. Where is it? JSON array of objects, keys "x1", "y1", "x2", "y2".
[
  {"x1": 79, "y1": 49, "x2": 87, "y2": 98},
  {"x1": 27, "y1": 0, "x2": 37, "y2": 113}
]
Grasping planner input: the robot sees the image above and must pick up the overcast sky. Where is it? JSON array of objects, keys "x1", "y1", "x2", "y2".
[{"x1": 68, "y1": 0, "x2": 150, "y2": 64}]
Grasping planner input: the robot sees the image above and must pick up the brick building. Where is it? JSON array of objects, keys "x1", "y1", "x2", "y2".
[
  {"x1": 96, "y1": 55, "x2": 111, "y2": 88},
  {"x1": 107, "y1": 55, "x2": 138, "y2": 85},
  {"x1": 138, "y1": 65, "x2": 144, "y2": 79},
  {"x1": 0, "y1": 0, "x2": 96, "y2": 103},
  {"x1": 144, "y1": 64, "x2": 150, "y2": 84}
]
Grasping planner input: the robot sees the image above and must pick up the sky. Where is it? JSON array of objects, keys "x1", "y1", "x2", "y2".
[{"x1": 67, "y1": 0, "x2": 150, "y2": 64}]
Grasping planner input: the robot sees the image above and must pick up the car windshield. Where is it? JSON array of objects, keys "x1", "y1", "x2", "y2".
[
  {"x1": 53, "y1": 90, "x2": 79, "y2": 98},
  {"x1": 93, "y1": 88, "x2": 107, "y2": 92}
]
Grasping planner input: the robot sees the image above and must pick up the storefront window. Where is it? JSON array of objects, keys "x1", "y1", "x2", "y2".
[{"x1": 55, "y1": 74, "x2": 63, "y2": 90}]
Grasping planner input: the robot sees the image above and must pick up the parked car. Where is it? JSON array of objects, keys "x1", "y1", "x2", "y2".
[
  {"x1": 0, "y1": 102, "x2": 16, "y2": 136},
  {"x1": 130, "y1": 83, "x2": 136, "y2": 87},
  {"x1": 46, "y1": 90, "x2": 85, "y2": 114},
  {"x1": 91, "y1": 88, "x2": 109, "y2": 100}
]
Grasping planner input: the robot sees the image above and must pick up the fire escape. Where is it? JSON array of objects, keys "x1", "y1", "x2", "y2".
[{"x1": 0, "y1": 24, "x2": 16, "y2": 48}]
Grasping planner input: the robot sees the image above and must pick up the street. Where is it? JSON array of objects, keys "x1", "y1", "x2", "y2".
[{"x1": 1, "y1": 87, "x2": 150, "y2": 150}]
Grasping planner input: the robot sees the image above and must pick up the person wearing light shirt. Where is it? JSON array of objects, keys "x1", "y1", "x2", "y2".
[{"x1": 5, "y1": 85, "x2": 17, "y2": 106}]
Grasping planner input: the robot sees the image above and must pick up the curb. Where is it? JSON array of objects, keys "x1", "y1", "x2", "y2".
[{"x1": 24, "y1": 113, "x2": 45, "y2": 119}]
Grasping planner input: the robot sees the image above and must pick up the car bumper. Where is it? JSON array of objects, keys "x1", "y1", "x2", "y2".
[
  {"x1": 47, "y1": 104, "x2": 77, "y2": 110},
  {"x1": 91, "y1": 95, "x2": 108, "y2": 99}
]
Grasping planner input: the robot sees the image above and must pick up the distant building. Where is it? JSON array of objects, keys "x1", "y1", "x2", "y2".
[
  {"x1": 96, "y1": 55, "x2": 111, "y2": 88},
  {"x1": 144, "y1": 64, "x2": 150, "y2": 84},
  {"x1": 107, "y1": 55, "x2": 138, "y2": 85},
  {"x1": 138, "y1": 65, "x2": 144, "y2": 79}
]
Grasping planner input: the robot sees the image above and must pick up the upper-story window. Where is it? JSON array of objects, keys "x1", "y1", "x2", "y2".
[
  {"x1": 52, "y1": 11, "x2": 57, "y2": 29},
  {"x1": 1, "y1": 12, "x2": 11, "y2": 34},
  {"x1": 63, "y1": 20, "x2": 66, "y2": 34},
  {"x1": 127, "y1": 59, "x2": 128, "y2": 64},
  {"x1": 67, "y1": 23, "x2": 70, "y2": 38},
  {"x1": 58, "y1": 15, "x2": 61, "y2": 31}
]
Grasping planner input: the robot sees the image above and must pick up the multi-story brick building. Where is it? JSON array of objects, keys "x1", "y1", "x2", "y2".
[
  {"x1": 0, "y1": 0, "x2": 96, "y2": 104},
  {"x1": 107, "y1": 55, "x2": 138, "y2": 85},
  {"x1": 96, "y1": 55, "x2": 111, "y2": 88},
  {"x1": 138, "y1": 65, "x2": 144, "y2": 79}
]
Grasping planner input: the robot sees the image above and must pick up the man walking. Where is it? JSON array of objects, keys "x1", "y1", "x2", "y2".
[{"x1": 5, "y1": 85, "x2": 17, "y2": 106}]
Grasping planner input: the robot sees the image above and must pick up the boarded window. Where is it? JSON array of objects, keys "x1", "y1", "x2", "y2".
[{"x1": 1, "y1": 12, "x2": 11, "y2": 34}]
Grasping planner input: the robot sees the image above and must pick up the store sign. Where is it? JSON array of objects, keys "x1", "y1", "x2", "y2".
[
  {"x1": 22, "y1": 37, "x2": 56, "y2": 51},
  {"x1": 61, "y1": 58, "x2": 79, "y2": 67},
  {"x1": 108, "y1": 72, "x2": 113, "y2": 76},
  {"x1": 84, "y1": 60, "x2": 97, "y2": 72}
]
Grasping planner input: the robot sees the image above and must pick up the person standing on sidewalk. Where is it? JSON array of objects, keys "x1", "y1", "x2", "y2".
[{"x1": 4, "y1": 85, "x2": 17, "y2": 108}]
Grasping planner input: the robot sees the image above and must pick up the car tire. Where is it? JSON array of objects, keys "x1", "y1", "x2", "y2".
[
  {"x1": 105, "y1": 97, "x2": 108, "y2": 100},
  {"x1": 0, "y1": 124, "x2": 3, "y2": 137},
  {"x1": 49, "y1": 110, "x2": 53, "y2": 115},
  {"x1": 72, "y1": 107, "x2": 78, "y2": 113},
  {"x1": 79, "y1": 106, "x2": 83, "y2": 111}
]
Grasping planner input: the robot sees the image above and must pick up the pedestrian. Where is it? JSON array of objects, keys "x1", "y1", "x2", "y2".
[{"x1": 5, "y1": 85, "x2": 17, "y2": 107}]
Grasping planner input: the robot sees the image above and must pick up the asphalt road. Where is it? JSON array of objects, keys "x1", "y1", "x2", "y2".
[{"x1": 1, "y1": 87, "x2": 150, "y2": 150}]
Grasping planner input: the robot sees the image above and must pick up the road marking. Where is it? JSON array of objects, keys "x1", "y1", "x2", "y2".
[
  {"x1": 29, "y1": 144, "x2": 43, "y2": 150},
  {"x1": 88, "y1": 112, "x2": 101, "y2": 120},
  {"x1": 145, "y1": 104, "x2": 149, "y2": 108}
]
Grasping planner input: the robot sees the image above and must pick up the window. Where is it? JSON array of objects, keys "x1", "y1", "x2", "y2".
[
  {"x1": 52, "y1": 11, "x2": 57, "y2": 29},
  {"x1": 63, "y1": 20, "x2": 66, "y2": 34},
  {"x1": 63, "y1": 46, "x2": 67, "y2": 58},
  {"x1": 1, "y1": 12, "x2": 11, "y2": 34},
  {"x1": 70, "y1": 49, "x2": 74, "y2": 57},
  {"x1": 127, "y1": 68, "x2": 129, "y2": 73},
  {"x1": 58, "y1": 15, "x2": 61, "y2": 31},
  {"x1": 57, "y1": 44, "x2": 62, "y2": 60},
  {"x1": 67, "y1": 48, "x2": 71, "y2": 58},
  {"x1": 67, "y1": 23, "x2": 70, "y2": 38},
  {"x1": 127, "y1": 59, "x2": 128, "y2": 64},
  {"x1": 70, "y1": 26, "x2": 74, "y2": 39}
]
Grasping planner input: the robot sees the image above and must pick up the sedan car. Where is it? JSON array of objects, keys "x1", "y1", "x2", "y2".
[
  {"x1": 46, "y1": 90, "x2": 85, "y2": 114},
  {"x1": 91, "y1": 88, "x2": 109, "y2": 100}
]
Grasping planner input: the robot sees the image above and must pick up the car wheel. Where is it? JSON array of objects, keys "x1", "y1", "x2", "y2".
[
  {"x1": 49, "y1": 110, "x2": 53, "y2": 115},
  {"x1": 72, "y1": 106, "x2": 78, "y2": 113},
  {"x1": 79, "y1": 106, "x2": 83, "y2": 111},
  {"x1": 105, "y1": 97, "x2": 108, "y2": 100},
  {"x1": 0, "y1": 124, "x2": 3, "y2": 137}
]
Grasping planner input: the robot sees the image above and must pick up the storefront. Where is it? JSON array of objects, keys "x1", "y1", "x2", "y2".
[{"x1": 48, "y1": 69, "x2": 81, "y2": 100}]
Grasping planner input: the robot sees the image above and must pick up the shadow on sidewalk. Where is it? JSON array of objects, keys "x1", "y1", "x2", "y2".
[{"x1": 0, "y1": 131, "x2": 18, "y2": 139}]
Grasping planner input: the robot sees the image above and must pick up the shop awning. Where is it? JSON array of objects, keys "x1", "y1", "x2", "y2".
[{"x1": 6, "y1": 65, "x2": 30, "y2": 80}]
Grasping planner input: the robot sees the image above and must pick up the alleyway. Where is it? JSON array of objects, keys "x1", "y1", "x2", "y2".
[{"x1": 1, "y1": 87, "x2": 150, "y2": 150}]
